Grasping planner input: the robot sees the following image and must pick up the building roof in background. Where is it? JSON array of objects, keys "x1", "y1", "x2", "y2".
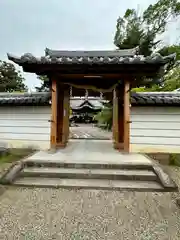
[
  {"x1": 0, "y1": 92, "x2": 180, "y2": 107},
  {"x1": 73, "y1": 99, "x2": 104, "y2": 111}
]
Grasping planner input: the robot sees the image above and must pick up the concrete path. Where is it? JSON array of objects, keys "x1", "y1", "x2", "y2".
[
  {"x1": 69, "y1": 124, "x2": 180, "y2": 153},
  {"x1": 0, "y1": 166, "x2": 180, "y2": 239},
  {"x1": 27, "y1": 139, "x2": 152, "y2": 166}
]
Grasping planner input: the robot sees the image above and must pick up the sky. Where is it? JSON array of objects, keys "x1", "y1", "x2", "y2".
[{"x1": 0, "y1": 0, "x2": 179, "y2": 90}]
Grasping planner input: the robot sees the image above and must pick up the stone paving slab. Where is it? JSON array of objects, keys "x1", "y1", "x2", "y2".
[
  {"x1": 1, "y1": 139, "x2": 176, "y2": 192},
  {"x1": 21, "y1": 167, "x2": 157, "y2": 182},
  {"x1": 26, "y1": 140, "x2": 152, "y2": 165},
  {"x1": 14, "y1": 177, "x2": 163, "y2": 191}
]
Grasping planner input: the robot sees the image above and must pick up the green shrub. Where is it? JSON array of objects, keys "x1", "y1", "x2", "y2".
[
  {"x1": 94, "y1": 106, "x2": 112, "y2": 130},
  {"x1": 169, "y1": 154, "x2": 180, "y2": 167}
]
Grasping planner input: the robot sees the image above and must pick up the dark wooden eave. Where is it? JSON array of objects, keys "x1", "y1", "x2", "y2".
[{"x1": 71, "y1": 87, "x2": 101, "y2": 97}]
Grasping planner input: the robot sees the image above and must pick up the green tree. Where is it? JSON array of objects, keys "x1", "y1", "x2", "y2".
[
  {"x1": 94, "y1": 103, "x2": 113, "y2": 130},
  {"x1": 0, "y1": 60, "x2": 28, "y2": 92},
  {"x1": 35, "y1": 75, "x2": 50, "y2": 92},
  {"x1": 114, "y1": 9, "x2": 156, "y2": 56},
  {"x1": 130, "y1": 45, "x2": 180, "y2": 92},
  {"x1": 159, "y1": 44, "x2": 180, "y2": 60},
  {"x1": 99, "y1": 0, "x2": 180, "y2": 129},
  {"x1": 114, "y1": 0, "x2": 180, "y2": 56},
  {"x1": 162, "y1": 64, "x2": 180, "y2": 91}
]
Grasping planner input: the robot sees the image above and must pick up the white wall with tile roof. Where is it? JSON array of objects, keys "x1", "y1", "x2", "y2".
[
  {"x1": 0, "y1": 105, "x2": 180, "y2": 152},
  {"x1": 131, "y1": 106, "x2": 180, "y2": 153},
  {"x1": 0, "y1": 106, "x2": 51, "y2": 149}
]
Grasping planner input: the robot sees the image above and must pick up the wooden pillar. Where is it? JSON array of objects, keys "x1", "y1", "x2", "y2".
[
  {"x1": 123, "y1": 80, "x2": 130, "y2": 152},
  {"x1": 112, "y1": 81, "x2": 130, "y2": 152},
  {"x1": 50, "y1": 79, "x2": 58, "y2": 148},
  {"x1": 50, "y1": 79, "x2": 70, "y2": 149},
  {"x1": 112, "y1": 87, "x2": 124, "y2": 150},
  {"x1": 56, "y1": 83, "x2": 69, "y2": 148},
  {"x1": 112, "y1": 88, "x2": 118, "y2": 147},
  {"x1": 56, "y1": 83, "x2": 64, "y2": 148},
  {"x1": 62, "y1": 85, "x2": 70, "y2": 145}
]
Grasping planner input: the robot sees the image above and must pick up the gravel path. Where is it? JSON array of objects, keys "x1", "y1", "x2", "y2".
[
  {"x1": 70, "y1": 124, "x2": 111, "y2": 139},
  {"x1": 0, "y1": 167, "x2": 180, "y2": 240}
]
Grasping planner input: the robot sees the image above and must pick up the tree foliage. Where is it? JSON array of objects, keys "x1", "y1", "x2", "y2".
[
  {"x1": 151, "y1": 45, "x2": 180, "y2": 91},
  {"x1": 159, "y1": 63, "x2": 180, "y2": 91},
  {"x1": 94, "y1": 103, "x2": 112, "y2": 130},
  {"x1": 159, "y1": 44, "x2": 180, "y2": 60},
  {"x1": 114, "y1": 0, "x2": 180, "y2": 90},
  {"x1": 98, "y1": 0, "x2": 180, "y2": 129},
  {"x1": 35, "y1": 75, "x2": 50, "y2": 92},
  {"x1": 114, "y1": 9, "x2": 156, "y2": 56},
  {"x1": 114, "y1": 0, "x2": 180, "y2": 56},
  {"x1": 131, "y1": 45, "x2": 180, "y2": 92},
  {"x1": 0, "y1": 60, "x2": 28, "y2": 92}
]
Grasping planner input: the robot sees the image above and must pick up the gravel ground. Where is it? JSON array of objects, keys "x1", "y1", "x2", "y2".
[
  {"x1": 0, "y1": 163, "x2": 12, "y2": 196},
  {"x1": 0, "y1": 166, "x2": 180, "y2": 240},
  {"x1": 70, "y1": 124, "x2": 111, "y2": 139}
]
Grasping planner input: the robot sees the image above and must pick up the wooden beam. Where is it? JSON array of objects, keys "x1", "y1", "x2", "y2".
[
  {"x1": 50, "y1": 79, "x2": 58, "y2": 148},
  {"x1": 123, "y1": 80, "x2": 130, "y2": 152},
  {"x1": 59, "y1": 73, "x2": 124, "y2": 79},
  {"x1": 24, "y1": 64, "x2": 162, "y2": 79}
]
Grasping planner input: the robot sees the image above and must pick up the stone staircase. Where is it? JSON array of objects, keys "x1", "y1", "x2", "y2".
[{"x1": 1, "y1": 157, "x2": 178, "y2": 192}]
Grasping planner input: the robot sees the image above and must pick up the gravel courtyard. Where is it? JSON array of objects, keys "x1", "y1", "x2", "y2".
[{"x1": 0, "y1": 167, "x2": 180, "y2": 240}]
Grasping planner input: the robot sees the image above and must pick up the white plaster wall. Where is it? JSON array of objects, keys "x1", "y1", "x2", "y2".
[
  {"x1": 131, "y1": 106, "x2": 180, "y2": 153},
  {"x1": 1, "y1": 105, "x2": 180, "y2": 152},
  {"x1": 0, "y1": 106, "x2": 51, "y2": 150}
]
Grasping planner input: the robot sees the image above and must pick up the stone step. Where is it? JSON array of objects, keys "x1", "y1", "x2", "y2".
[
  {"x1": 20, "y1": 167, "x2": 157, "y2": 181},
  {"x1": 24, "y1": 159, "x2": 153, "y2": 170},
  {"x1": 13, "y1": 177, "x2": 164, "y2": 191}
]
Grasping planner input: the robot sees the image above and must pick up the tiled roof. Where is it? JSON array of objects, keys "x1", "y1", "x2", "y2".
[
  {"x1": 131, "y1": 92, "x2": 180, "y2": 106},
  {"x1": 0, "y1": 92, "x2": 180, "y2": 107},
  {"x1": 45, "y1": 47, "x2": 140, "y2": 57},
  {"x1": 73, "y1": 99, "x2": 104, "y2": 110},
  {"x1": 0, "y1": 92, "x2": 51, "y2": 106},
  {"x1": 7, "y1": 48, "x2": 176, "y2": 65}
]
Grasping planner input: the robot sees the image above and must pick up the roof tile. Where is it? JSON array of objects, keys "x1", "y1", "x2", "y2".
[
  {"x1": 7, "y1": 49, "x2": 176, "y2": 66},
  {"x1": 0, "y1": 92, "x2": 180, "y2": 107}
]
